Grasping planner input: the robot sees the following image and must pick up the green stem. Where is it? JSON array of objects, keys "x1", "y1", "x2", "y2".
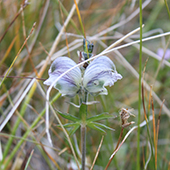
[
  {"x1": 81, "y1": 125, "x2": 86, "y2": 170},
  {"x1": 137, "y1": 0, "x2": 143, "y2": 169},
  {"x1": 80, "y1": 91, "x2": 88, "y2": 170}
]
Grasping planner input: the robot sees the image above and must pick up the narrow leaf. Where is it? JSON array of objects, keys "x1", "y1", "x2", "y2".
[
  {"x1": 87, "y1": 123, "x2": 106, "y2": 133},
  {"x1": 92, "y1": 122, "x2": 115, "y2": 131},
  {"x1": 57, "y1": 111, "x2": 80, "y2": 122},
  {"x1": 62, "y1": 122, "x2": 80, "y2": 128},
  {"x1": 24, "y1": 150, "x2": 34, "y2": 170},
  {"x1": 68, "y1": 124, "x2": 80, "y2": 136},
  {"x1": 87, "y1": 113, "x2": 115, "y2": 122}
]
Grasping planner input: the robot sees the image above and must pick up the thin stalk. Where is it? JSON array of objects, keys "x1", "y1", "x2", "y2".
[
  {"x1": 81, "y1": 92, "x2": 88, "y2": 170},
  {"x1": 137, "y1": 0, "x2": 143, "y2": 169},
  {"x1": 81, "y1": 125, "x2": 86, "y2": 170},
  {"x1": 73, "y1": 0, "x2": 86, "y2": 38}
]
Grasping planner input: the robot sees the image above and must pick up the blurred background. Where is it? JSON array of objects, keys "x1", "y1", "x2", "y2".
[{"x1": 0, "y1": 0, "x2": 170, "y2": 169}]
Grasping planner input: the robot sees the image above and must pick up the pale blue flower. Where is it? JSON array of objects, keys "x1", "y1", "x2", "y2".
[
  {"x1": 44, "y1": 56, "x2": 122, "y2": 96},
  {"x1": 44, "y1": 57, "x2": 81, "y2": 96}
]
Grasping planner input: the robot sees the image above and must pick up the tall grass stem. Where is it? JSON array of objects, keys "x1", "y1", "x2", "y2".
[{"x1": 137, "y1": 0, "x2": 143, "y2": 169}]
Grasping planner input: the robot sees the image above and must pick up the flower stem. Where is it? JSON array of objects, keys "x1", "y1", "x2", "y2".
[
  {"x1": 80, "y1": 91, "x2": 88, "y2": 170},
  {"x1": 81, "y1": 124, "x2": 86, "y2": 170}
]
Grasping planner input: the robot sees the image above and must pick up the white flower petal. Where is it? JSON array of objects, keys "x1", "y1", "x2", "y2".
[
  {"x1": 83, "y1": 56, "x2": 122, "y2": 95},
  {"x1": 44, "y1": 57, "x2": 81, "y2": 96}
]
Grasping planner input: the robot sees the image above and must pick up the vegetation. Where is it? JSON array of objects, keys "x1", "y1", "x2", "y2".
[{"x1": 0, "y1": 0, "x2": 170, "y2": 169}]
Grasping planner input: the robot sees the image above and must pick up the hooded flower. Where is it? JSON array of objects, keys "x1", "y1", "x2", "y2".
[
  {"x1": 83, "y1": 56, "x2": 122, "y2": 95},
  {"x1": 44, "y1": 57, "x2": 81, "y2": 96},
  {"x1": 44, "y1": 56, "x2": 122, "y2": 96}
]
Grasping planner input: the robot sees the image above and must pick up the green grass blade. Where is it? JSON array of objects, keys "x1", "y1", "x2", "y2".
[
  {"x1": 164, "y1": 0, "x2": 170, "y2": 19},
  {"x1": 137, "y1": 0, "x2": 143, "y2": 169}
]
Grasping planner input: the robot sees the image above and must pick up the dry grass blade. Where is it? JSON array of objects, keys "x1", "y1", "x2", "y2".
[
  {"x1": 40, "y1": 142, "x2": 62, "y2": 170},
  {"x1": 151, "y1": 92, "x2": 156, "y2": 148},
  {"x1": 155, "y1": 99, "x2": 165, "y2": 170},
  {"x1": 90, "y1": 135, "x2": 104, "y2": 170},
  {"x1": 74, "y1": 0, "x2": 86, "y2": 38}
]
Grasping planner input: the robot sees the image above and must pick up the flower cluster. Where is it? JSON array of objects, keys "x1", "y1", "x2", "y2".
[{"x1": 44, "y1": 56, "x2": 122, "y2": 97}]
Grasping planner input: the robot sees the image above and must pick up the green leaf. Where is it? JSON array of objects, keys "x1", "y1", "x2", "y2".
[
  {"x1": 87, "y1": 112, "x2": 115, "y2": 122},
  {"x1": 92, "y1": 122, "x2": 115, "y2": 131},
  {"x1": 57, "y1": 110, "x2": 80, "y2": 122},
  {"x1": 62, "y1": 122, "x2": 80, "y2": 128},
  {"x1": 87, "y1": 122, "x2": 106, "y2": 133},
  {"x1": 68, "y1": 124, "x2": 80, "y2": 136}
]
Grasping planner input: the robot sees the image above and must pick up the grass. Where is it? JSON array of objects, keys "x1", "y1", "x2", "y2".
[{"x1": 0, "y1": 0, "x2": 170, "y2": 169}]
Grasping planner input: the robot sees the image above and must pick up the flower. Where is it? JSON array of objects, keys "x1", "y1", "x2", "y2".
[
  {"x1": 44, "y1": 56, "x2": 122, "y2": 96},
  {"x1": 157, "y1": 48, "x2": 170, "y2": 60}
]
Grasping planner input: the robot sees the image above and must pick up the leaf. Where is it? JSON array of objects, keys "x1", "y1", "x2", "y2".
[
  {"x1": 62, "y1": 122, "x2": 80, "y2": 128},
  {"x1": 87, "y1": 122, "x2": 106, "y2": 133},
  {"x1": 86, "y1": 112, "x2": 115, "y2": 122},
  {"x1": 68, "y1": 124, "x2": 80, "y2": 136},
  {"x1": 92, "y1": 122, "x2": 115, "y2": 131},
  {"x1": 57, "y1": 110, "x2": 80, "y2": 122}
]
